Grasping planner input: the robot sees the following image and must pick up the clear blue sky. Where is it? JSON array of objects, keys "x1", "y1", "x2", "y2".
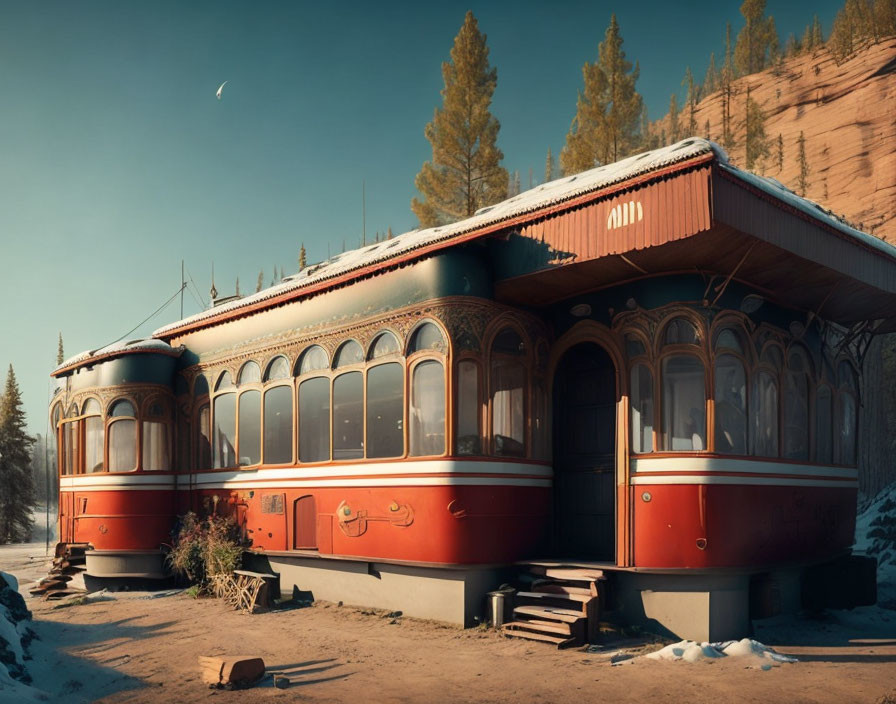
[{"x1": 0, "y1": 0, "x2": 843, "y2": 434}]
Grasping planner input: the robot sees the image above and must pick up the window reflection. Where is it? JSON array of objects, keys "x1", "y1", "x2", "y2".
[
  {"x1": 410, "y1": 360, "x2": 444, "y2": 456},
  {"x1": 333, "y1": 372, "x2": 363, "y2": 459},
  {"x1": 299, "y1": 377, "x2": 330, "y2": 463},
  {"x1": 264, "y1": 386, "x2": 293, "y2": 464},
  {"x1": 660, "y1": 355, "x2": 705, "y2": 451},
  {"x1": 367, "y1": 363, "x2": 403, "y2": 458}
]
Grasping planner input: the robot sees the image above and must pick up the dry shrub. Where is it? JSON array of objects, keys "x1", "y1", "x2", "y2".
[{"x1": 167, "y1": 512, "x2": 244, "y2": 591}]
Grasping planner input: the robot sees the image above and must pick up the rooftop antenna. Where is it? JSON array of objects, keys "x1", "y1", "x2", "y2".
[
  {"x1": 362, "y1": 180, "x2": 366, "y2": 246},
  {"x1": 210, "y1": 262, "x2": 218, "y2": 302},
  {"x1": 180, "y1": 260, "x2": 184, "y2": 319}
]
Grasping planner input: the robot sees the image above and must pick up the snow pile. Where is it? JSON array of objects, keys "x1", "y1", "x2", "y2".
[
  {"x1": 854, "y1": 482, "x2": 896, "y2": 608},
  {"x1": 0, "y1": 571, "x2": 40, "y2": 701},
  {"x1": 643, "y1": 638, "x2": 797, "y2": 669}
]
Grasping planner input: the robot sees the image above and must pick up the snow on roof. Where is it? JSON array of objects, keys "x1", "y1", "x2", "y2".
[
  {"x1": 53, "y1": 338, "x2": 182, "y2": 375},
  {"x1": 152, "y1": 136, "x2": 896, "y2": 338},
  {"x1": 152, "y1": 138, "x2": 722, "y2": 337}
]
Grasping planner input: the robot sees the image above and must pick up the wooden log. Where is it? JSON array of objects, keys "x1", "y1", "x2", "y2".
[{"x1": 198, "y1": 656, "x2": 265, "y2": 689}]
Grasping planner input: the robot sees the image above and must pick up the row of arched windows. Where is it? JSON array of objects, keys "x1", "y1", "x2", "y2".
[
  {"x1": 627, "y1": 315, "x2": 859, "y2": 466},
  {"x1": 54, "y1": 396, "x2": 171, "y2": 474}
]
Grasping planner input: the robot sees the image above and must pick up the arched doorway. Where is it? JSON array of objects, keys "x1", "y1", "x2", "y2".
[{"x1": 552, "y1": 342, "x2": 616, "y2": 560}]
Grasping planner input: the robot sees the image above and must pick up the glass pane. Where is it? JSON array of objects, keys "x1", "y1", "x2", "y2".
[
  {"x1": 715, "y1": 329, "x2": 743, "y2": 354},
  {"x1": 816, "y1": 386, "x2": 833, "y2": 464},
  {"x1": 714, "y1": 355, "x2": 747, "y2": 454},
  {"x1": 761, "y1": 346, "x2": 783, "y2": 370},
  {"x1": 238, "y1": 390, "x2": 261, "y2": 466},
  {"x1": 194, "y1": 375, "x2": 209, "y2": 397},
  {"x1": 492, "y1": 360, "x2": 526, "y2": 457},
  {"x1": 213, "y1": 393, "x2": 236, "y2": 468},
  {"x1": 625, "y1": 335, "x2": 646, "y2": 359},
  {"x1": 85, "y1": 416, "x2": 104, "y2": 472},
  {"x1": 492, "y1": 328, "x2": 525, "y2": 356},
  {"x1": 109, "y1": 420, "x2": 136, "y2": 471},
  {"x1": 333, "y1": 372, "x2": 363, "y2": 459},
  {"x1": 238, "y1": 361, "x2": 261, "y2": 385},
  {"x1": 630, "y1": 364, "x2": 654, "y2": 453},
  {"x1": 265, "y1": 356, "x2": 290, "y2": 381},
  {"x1": 298, "y1": 346, "x2": 329, "y2": 374},
  {"x1": 410, "y1": 361, "x2": 445, "y2": 456},
  {"x1": 660, "y1": 355, "x2": 706, "y2": 451},
  {"x1": 299, "y1": 377, "x2": 330, "y2": 463},
  {"x1": 838, "y1": 361, "x2": 857, "y2": 392},
  {"x1": 147, "y1": 400, "x2": 167, "y2": 418},
  {"x1": 368, "y1": 332, "x2": 400, "y2": 360},
  {"x1": 67, "y1": 403, "x2": 78, "y2": 417},
  {"x1": 532, "y1": 381, "x2": 549, "y2": 461},
  {"x1": 82, "y1": 398, "x2": 101, "y2": 416},
  {"x1": 664, "y1": 318, "x2": 699, "y2": 345},
  {"x1": 456, "y1": 361, "x2": 481, "y2": 455},
  {"x1": 142, "y1": 421, "x2": 170, "y2": 471},
  {"x1": 840, "y1": 394, "x2": 857, "y2": 466},
  {"x1": 63, "y1": 421, "x2": 76, "y2": 474},
  {"x1": 216, "y1": 371, "x2": 234, "y2": 391},
  {"x1": 751, "y1": 371, "x2": 779, "y2": 457},
  {"x1": 264, "y1": 386, "x2": 293, "y2": 464},
  {"x1": 110, "y1": 400, "x2": 135, "y2": 417},
  {"x1": 197, "y1": 404, "x2": 211, "y2": 469},
  {"x1": 367, "y1": 363, "x2": 404, "y2": 458},
  {"x1": 409, "y1": 323, "x2": 445, "y2": 354},
  {"x1": 782, "y1": 366, "x2": 809, "y2": 461},
  {"x1": 334, "y1": 341, "x2": 363, "y2": 368}
]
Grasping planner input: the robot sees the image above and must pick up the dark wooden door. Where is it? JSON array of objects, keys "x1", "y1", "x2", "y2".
[
  {"x1": 293, "y1": 495, "x2": 317, "y2": 550},
  {"x1": 553, "y1": 343, "x2": 616, "y2": 560}
]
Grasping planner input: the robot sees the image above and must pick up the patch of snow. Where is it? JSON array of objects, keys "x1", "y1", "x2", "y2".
[
  {"x1": 53, "y1": 338, "x2": 182, "y2": 375},
  {"x1": 0, "y1": 606, "x2": 24, "y2": 667},
  {"x1": 854, "y1": 482, "x2": 896, "y2": 607},
  {"x1": 642, "y1": 638, "x2": 796, "y2": 668}
]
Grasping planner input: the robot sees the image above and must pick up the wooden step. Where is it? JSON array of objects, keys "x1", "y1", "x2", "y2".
[
  {"x1": 531, "y1": 580, "x2": 595, "y2": 597},
  {"x1": 530, "y1": 566, "x2": 606, "y2": 582},
  {"x1": 502, "y1": 627, "x2": 578, "y2": 648},
  {"x1": 504, "y1": 618, "x2": 573, "y2": 636},
  {"x1": 513, "y1": 605, "x2": 585, "y2": 623},
  {"x1": 518, "y1": 590, "x2": 593, "y2": 604}
]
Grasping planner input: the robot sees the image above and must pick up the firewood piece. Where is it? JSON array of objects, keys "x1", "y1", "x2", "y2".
[{"x1": 198, "y1": 656, "x2": 265, "y2": 689}]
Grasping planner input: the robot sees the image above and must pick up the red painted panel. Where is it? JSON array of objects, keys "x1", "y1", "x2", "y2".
[
  {"x1": 63, "y1": 489, "x2": 175, "y2": 550},
  {"x1": 633, "y1": 484, "x2": 857, "y2": 568},
  {"x1": 294, "y1": 495, "x2": 317, "y2": 549}
]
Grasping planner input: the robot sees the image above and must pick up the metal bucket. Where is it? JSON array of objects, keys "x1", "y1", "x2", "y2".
[{"x1": 487, "y1": 585, "x2": 516, "y2": 629}]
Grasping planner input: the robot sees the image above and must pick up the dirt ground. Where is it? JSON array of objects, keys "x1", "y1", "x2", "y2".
[{"x1": 3, "y1": 543, "x2": 896, "y2": 704}]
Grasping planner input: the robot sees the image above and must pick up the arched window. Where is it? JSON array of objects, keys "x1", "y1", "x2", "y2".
[
  {"x1": 297, "y1": 346, "x2": 328, "y2": 375},
  {"x1": 816, "y1": 385, "x2": 833, "y2": 464},
  {"x1": 333, "y1": 371, "x2": 363, "y2": 459},
  {"x1": 630, "y1": 364, "x2": 654, "y2": 453},
  {"x1": 456, "y1": 360, "x2": 481, "y2": 455},
  {"x1": 143, "y1": 399, "x2": 171, "y2": 471},
  {"x1": 367, "y1": 362, "x2": 403, "y2": 458},
  {"x1": 264, "y1": 356, "x2": 290, "y2": 382},
  {"x1": 108, "y1": 399, "x2": 137, "y2": 472},
  {"x1": 713, "y1": 328, "x2": 748, "y2": 455},
  {"x1": 409, "y1": 322, "x2": 446, "y2": 354},
  {"x1": 83, "y1": 398, "x2": 104, "y2": 473},
  {"x1": 659, "y1": 317, "x2": 705, "y2": 451},
  {"x1": 368, "y1": 332, "x2": 400, "y2": 360},
  {"x1": 490, "y1": 327, "x2": 527, "y2": 457},
  {"x1": 194, "y1": 375, "x2": 211, "y2": 470},
  {"x1": 625, "y1": 334, "x2": 647, "y2": 359},
  {"x1": 782, "y1": 348, "x2": 810, "y2": 460},
  {"x1": 837, "y1": 361, "x2": 858, "y2": 466},
  {"x1": 194, "y1": 375, "x2": 209, "y2": 397},
  {"x1": 238, "y1": 390, "x2": 261, "y2": 466},
  {"x1": 213, "y1": 392, "x2": 236, "y2": 469},
  {"x1": 410, "y1": 360, "x2": 445, "y2": 456},
  {"x1": 216, "y1": 371, "x2": 234, "y2": 391},
  {"x1": 333, "y1": 340, "x2": 363, "y2": 368},
  {"x1": 299, "y1": 376, "x2": 330, "y2": 463},
  {"x1": 62, "y1": 403, "x2": 80, "y2": 475},
  {"x1": 51, "y1": 404, "x2": 62, "y2": 476},
  {"x1": 751, "y1": 345, "x2": 782, "y2": 457},
  {"x1": 238, "y1": 361, "x2": 261, "y2": 385}
]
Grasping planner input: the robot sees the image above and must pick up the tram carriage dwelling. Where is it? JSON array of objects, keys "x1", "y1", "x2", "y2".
[{"x1": 51, "y1": 139, "x2": 896, "y2": 640}]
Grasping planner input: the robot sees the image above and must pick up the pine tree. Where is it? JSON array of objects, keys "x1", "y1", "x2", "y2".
[
  {"x1": 545, "y1": 147, "x2": 555, "y2": 183},
  {"x1": 797, "y1": 131, "x2": 809, "y2": 195},
  {"x1": 812, "y1": 15, "x2": 825, "y2": 46},
  {"x1": 734, "y1": 0, "x2": 776, "y2": 76},
  {"x1": 299, "y1": 243, "x2": 307, "y2": 270},
  {"x1": 721, "y1": 23, "x2": 737, "y2": 152},
  {"x1": 235, "y1": 277, "x2": 240, "y2": 296},
  {"x1": 256, "y1": 270, "x2": 264, "y2": 293},
  {"x1": 703, "y1": 53, "x2": 719, "y2": 96},
  {"x1": 875, "y1": 0, "x2": 896, "y2": 37},
  {"x1": 785, "y1": 32, "x2": 801, "y2": 57},
  {"x1": 744, "y1": 88, "x2": 770, "y2": 171},
  {"x1": 387, "y1": 226, "x2": 394, "y2": 240},
  {"x1": 0, "y1": 365, "x2": 36, "y2": 543},
  {"x1": 668, "y1": 94, "x2": 681, "y2": 143},
  {"x1": 560, "y1": 14, "x2": 643, "y2": 173},
  {"x1": 507, "y1": 170, "x2": 521, "y2": 197},
  {"x1": 776, "y1": 133, "x2": 784, "y2": 171},
  {"x1": 56, "y1": 333, "x2": 64, "y2": 366},
  {"x1": 705, "y1": 118, "x2": 711, "y2": 140},
  {"x1": 683, "y1": 67, "x2": 699, "y2": 136},
  {"x1": 412, "y1": 11, "x2": 508, "y2": 227}
]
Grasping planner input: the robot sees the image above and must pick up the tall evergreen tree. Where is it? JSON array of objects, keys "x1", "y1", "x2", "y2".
[
  {"x1": 0, "y1": 365, "x2": 36, "y2": 543},
  {"x1": 744, "y1": 88, "x2": 770, "y2": 171},
  {"x1": 256, "y1": 270, "x2": 264, "y2": 293},
  {"x1": 683, "y1": 67, "x2": 699, "y2": 136},
  {"x1": 545, "y1": 147, "x2": 555, "y2": 183},
  {"x1": 797, "y1": 131, "x2": 809, "y2": 195},
  {"x1": 56, "y1": 333, "x2": 64, "y2": 366},
  {"x1": 776, "y1": 133, "x2": 784, "y2": 171},
  {"x1": 721, "y1": 23, "x2": 737, "y2": 152},
  {"x1": 875, "y1": 0, "x2": 896, "y2": 37},
  {"x1": 734, "y1": 0, "x2": 776, "y2": 75},
  {"x1": 235, "y1": 277, "x2": 240, "y2": 296},
  {"x1": 386, "y1": 226, "x2": 394, "y2": 240},
  {"x1": 412, "y1": 11, "x2": 508, "y2": 227},
  {"x1": 299, "y1": 243, "x2": 307, "y2": 270},
  {"x1": 561, "y1": 15, "x2": 643, "y2": 174},
  {"x1": 668, "y1": 94, "x2": 681, "y2": 143},
  {"x1": 702, "y1": 53, "x2": 719, "y2": 95},
  {"x1": 812, "y1": 15, "x2": 825, "y2": 46}
]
